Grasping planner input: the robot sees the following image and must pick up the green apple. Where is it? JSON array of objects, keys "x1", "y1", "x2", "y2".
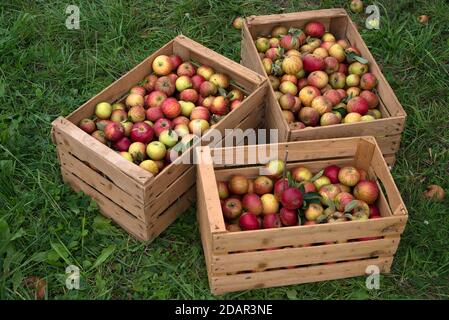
[
  {"x1": 95, "y1": 102, "x2": 112, "y2": 119},
  {"x1": 146, "y1": 141, "x2": 166, "y2": 160},
  {"x1": 159, "y1": 129, "x2": 179, "y2": 147},
  {"x1": 179, "y1": 101, "x2": 195, "y2": 117}
]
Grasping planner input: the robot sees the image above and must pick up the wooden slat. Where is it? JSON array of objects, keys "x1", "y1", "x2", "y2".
[
  {"x1": 212, "y1": 215, "x2": 407, "y2": 253},
  {"x1": 52, "y1": 117, "x2": 150, "y2": 202},
  {"x1": 375, "y1": 134, "x2": 401, "y2": 154},
  {"x1": 66, "y1": 41, "x2": 174, "y2": 125},
  {"x1": 354, "y1": 137, "x2": 376, "y2": 171},
  {"x1": 212, "y1": 237, "x2": 400, "y2": 274},
  {"x1": 60, "y1": 167, "x2": 149, "y2": 241},
  {"x1": 57, "y1": 145, "x2": 146, "y2": 221},
  {"x1": 210, "y1": 256, "x2": 393, "y2": 295}
]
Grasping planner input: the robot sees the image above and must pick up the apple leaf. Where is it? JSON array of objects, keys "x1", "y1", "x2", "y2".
[
  {"x1": 316, "y1": 214, "x2": 328, "y2": 224},
  {"x1": 325, "y1": 199, "x2": 336, "y2": 212},
  {"x1": 346, "y1": 51, "x2": 369, "y2": 64},
  {"x1": 310, "y1": 169, "x2": 324, "y2": 182},
  {"x1": 288, "y1": 27, "x2": 303, "y2": 37},
  {"x1": 303, "y1": 192, "x2": 321, "y2": 202},
  {"x1": 344, "y1": 213, "x2": 355, "y2": 220},
  {"x1": 272, "y1": 59, "x2": 283, "y2": 76},
  {"x1": 218, "y1": 87, "x2": 228, "y2": 97},
  {"x1": 333, "y1": 107, "x2": 347, "y2": 118},
  {"x1": 344, "y1": 200, "x2": 360, "y2": 213}
]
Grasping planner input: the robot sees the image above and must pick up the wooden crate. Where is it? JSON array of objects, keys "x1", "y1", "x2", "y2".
[
  {"x1": 241, "y1": 8, "x2": 406, "y2": 165},
  {"x1": 196, "y1": 136, "x2": 408, "y2": 294},
  {"x1": 52, "y1": 35, "x2": 267, "y2": 242}
]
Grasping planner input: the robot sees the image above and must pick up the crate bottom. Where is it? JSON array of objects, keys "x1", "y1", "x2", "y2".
[{"x1": 209, "y1": 256, "x2": 393, "y2": 295}]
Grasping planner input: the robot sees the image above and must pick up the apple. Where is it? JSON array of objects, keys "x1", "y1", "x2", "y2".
[
  {"x1": 79, "y1": 119, "x2": 96, "y2": 134},
  {"x1": 152, "y1": 55, "x2": 173, "y2": 75},
  {"x1": 179, "y1": 88, "x2": 198, "y2": 104},
  {"x1": 189, "y1": 74, "x2": 205, "y2": 91},
  {"x1": 210, "y1": 73, "x2": 230, "y2": 89},
  {"x1": 334, "y1": 192, "x2": 355, "y2": 211},
  {"x1": 91, "y1": 130, "x2": 106, "y2": 144},
  {"x1": 291, "y1": 96, "x2": 302, "y2": 113},
  {"x1": 307, "y1": 37, "x2": 322, "y2": 49},
  {"x1": 299, "y1": 107, "x2": 320, "y2": 126},
  {"x1": 303, "y1": 54, "x2": 325, "y2": 72},
  {"x1": 348, "y1": 62, "x2": 369, "y2": 75},
  {"x1": 146, "y1": 141, "x2": 167, "y2": 160},
  {"x1": 418, "y1": 15, "x2": 429, "y2": 24},
  {"x1": 270, "y1": 25, "x2": 288, "y2": 37},
  {"x1": 299, "y1": 85, "x2": 321, "y2": 107},
  {"x1": 242, "y1": 193, "x2": 263, "y2": 216},
  {"x1": 197, "y1": 65, "x2": 214, "y2": 80},
  {"x1": 280, "y1": 34, "x2": 299, "y2": 50},
  {"x1": 188, "y1": 119, "x2": 209, "y2": 135},
  {"x1": 290, "y1": 167, "x2": 312, "y2": 183},
  {"x1": 320, "y1": 112, "x2": 341, "y2": 126},
  {"x1": 313, "y1": 47, "x2": 329, "y2": 58},
  {"x1": 269, "y1": 37, "x2": 280, "y2": 48},
  {"x1": 199, "y1": 81, "x2": 217, "y2": 97},
  {"x1": 367, "y1": 109, "x2": 382, "y2": 119},
  {"x1": 146, "y1": 90, "x2": 167, "y2": 109},
  {"x1": 343, "y1": 112, "x2": 362, "y2": 123},
  {"x1": 110, "y1": 109, "x2": 127, "y2": 123},
  {"x1": 253, "y1": 176, "x2": 274, "y2": 195},
  {"x1": 176, "y1": 62, "x2": 195, "y2": 77},
  {"x1": 228, "y1": 175, "x2": 249, "y2": 195},
  {"x1": 217, "y1": 181, "x2": 229, "y2": 200},
  {"x1": 300, "y1": 44, "x2": 315, "y2": 54},
  {"x1": 279, "y1": 81, "x2": 298, "y2": 95},
  {"x1": 281, "y1": 187, "x2": 303, "y2": 210},
  {"x1": 346, "y1": 74, "x2": 360, "y2": 87},
  {"x1": 169, "y1": 55, "x2": 183, "y2": 70},
  {"x1": 119, "y1": 151, "x2": 133, "y2": 162},
  {"x1": 321, "y1": 32, "x2": 336, "y2": 42},
  {"x1": 153, "y1": 118, "x2": 172, "y2": 137},
  {"x1": 328, "y1": 44, "x2": 346, "y2": 62},
  {"x1": 265, "y1": 159, "x2": 285, "y2": 178},
  {"x1": 361, "y1": 115, "x2": 375, "y2": 122},
  {"x1": 167, "y1": 73, "x2": 178, "y2": 84},
  {"x1": 336, "y1": 89, "x2": 347, "y2": 99},
  {"x1": 112, "y1": 102, "x2": 126, "y2": 111},
  {"x1": 228, "y1": 89, "x2": 244, "y2": 102},
  {"x1": 307, "y1": 71, "x2": 329, "y2": 89},
  {"x1": 329, "y1": 72, "x2": 346, "y2": 89},
  {"x1": 260, "y1": 194, "x2": 279, "y2": 215},
  {"x1": 338, "y1": 63, "x2": 348, "y2": 74},
  {"x1": 175, "y1": 75, "x2": 192, "y2": 91},
  {"x1": 128, "y1": 142, "x2": 146, "y2": 162},
  {"x1": 129, "y1": 122, "x2": 153, "y2": 144},
  {"x1": 281, "y1": 55, "x2": 303, "y2": 75},
  {"x1": 358, "y1": 168, "x2": 368, "y2": 181},
  {"x1": 347, "y1": 96, "x2": 369, "y2": 115},
  {"x1": 155, "y1": 76, "x2": 176, "y2": 96},
  {"x1": 130, "y1": 86, "x2": 146, "y2": 97},
  {"x1": 143, "y1": 74, "x2": 158, "y2": 92},
  {"x1": 104, "y1": 122, "x2": 124, "y2": 142},
  {"x1": 146, "y1": 106, "x2": 164, "y2": 122},
  {"x1": 190, "y1": 106, "x2": 210, "y2": 121},
  {"x1": 139, "y1": 160, "x2": 159, "y2": 176},
  {"x1": 323, "y1": 89, "x2": 342, "y2": 106},
  {"x1": 320, "y1": 41, "x2": 335, "y2": 51},
  {"x1": 304, "y1": 21, "x2": 325, "y2": 37},
  {"x1": 255, "y1": 37, "x2": 270, "y2": 52},
  {"x1": 230, "y1": 100, "x2": 241, "y2": 111},
  {"x1": 273, "y1": 178, "x2": 289, "y2": 200},
  {"x1": 323, "y1": 56, "x2": 339, "y2": 74},
  {"x1": 281, "y1": 74, "x2": 297, "y2": 85},
  {"x1": 160, "y1": 98, "x2": 181, "y2": 119},
  {"x1": 314, "y1": 176, "x2": 331, "y2": 190},
  {"x1": 305, "y1": 203, "x2": 324, "y2": 221},
  {"x1": 262, "y1": 58, "x2": 272, "y2": 74},
  {"x1": 128, "y1": 106, "x2": 146, "y2": 122},
  {"x1": 369, "y1": 204, "x2": 381, "y2": 218},
  {"x1": 279, "y1": 208, "x2": 298, "y2": 226},
  {"x1": 112, "y1": 136, "x2": 131, "y2": 152},
  {"x1": 222, "y1": 198, "x2": 243, "y2": 220},
  {"x1": 319, "y1": 184, "x2": 341, "y2": 205},
  {"x1": 338, "y1": 166, "x2": 361, "y2": 186},
  {"x1": 95, "y1": 102, "x2": 112, "y2": 120},
  {"x1": 210, "y1": 96, "x2": 229, "y2": 115},
  {"x1": 159, "y1": 129, "x2": 179, "y2": 148},
  {"x1": 359, "y1": 90, "x2": 379, "y2": 109},
  {"x1": 265, "y1": 47, "x2": 282, "y2": 60},
  {"x1": 346, "y1": 87, "x2": 361, "y2": 98},
  {"x1": 360, "y1": 73, "x2": 377, "y2": 90},
  {"x1": 323, "y1": 165, "x2": 340, "y2": 183},
  {"x1": 263, "y1": 213, "x2": 282, "y2": 229},
  {"x1": 239, "y1": 212, "x2": 260, "y2": 230},
  {"x1": 354, "y1": 180, "x2": 379, "y2": 204},
  {"x1": 95, "y1": 119, "x2": 112, "y2": 131},
  {"x1": 303, "y1": 181, "x2": 317, "y2": 193},
  {"x1": 311, "y1": 96, "x2": 332, "y2": 115},
  {"x1": 350, "y1": 0, "x2": 364, "y2": 13}
]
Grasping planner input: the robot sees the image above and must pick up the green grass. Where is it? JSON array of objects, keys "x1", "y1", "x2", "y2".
[{"x1": 1, "y1": 0, "x2": 448, "y2": 300}]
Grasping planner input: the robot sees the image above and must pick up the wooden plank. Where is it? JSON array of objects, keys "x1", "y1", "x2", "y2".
[
  {"x1": 145, "y1": 166, "x2": 196, "y2": 218},
  {"x1": 375, "y1": 134, "x2": 401, "y2": 154},
  {"x1": 212, "y1": 215, "x2": 407, "y2": 253},
  {"x1": 211, "y1": 237, "x2": 400, "y2": 274},
  {"x1": 60, "y1": 167, "x2": 149, "y2": 241},
  {"x1": 57, "y1": 145, "x2": 146, "y2": 221},
  {"x1": 210, "y1": 256, "x2": 393, "y2": 295},
  {"x1": 66, "y1": 41, "x2": 174, "y2": 125},
  {"x1": 174, "y1": 35, "x2": 266, "y2": 91},
  {"x1": 52, "y1": 117, "x2": 150, "y2": 202},
  {"x1": 345, "y1": 17, "x2": 406, "y2": 117},
  {"x1": 146, "y1": 188, "x2": 196, "y2": 242},
  {"x1": 354, "y1": 137, "x2": 376, "y2": 171}
]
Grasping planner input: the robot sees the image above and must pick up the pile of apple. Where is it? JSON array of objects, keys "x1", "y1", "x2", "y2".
[
  {"x1": 218, "y1": 159, "x2": 382, "y2": 232},
  {"x1": 254, "y1": 21, "x2": 382, "y2": 128},
  {"x1": 77, "y1": 55, "x2": 245, "y2": 176}
]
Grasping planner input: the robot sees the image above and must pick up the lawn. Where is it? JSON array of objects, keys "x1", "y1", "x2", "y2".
[{"x1": 0, "y1": 0, "x2": 448, "y2": 300}]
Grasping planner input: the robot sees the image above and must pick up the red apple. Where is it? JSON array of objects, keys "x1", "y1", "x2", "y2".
[
  {"x1": 273, "y1": 178, "x2": 289, "y2": 200},
  {"x1": 199, "y1": 81, "x2": 217, "y2": 97},
  {"x1": 291, "y1": 166, "x2": 312, "y2": 182},
  {"x1": 168, "y1": 73, "x2": 178, "y2": 84},
  {"x1": 222, "y1": 197, "x2": 243, "y2": 220},
  {"x1": 230, "y1": 100, "x2": 241, "y2": 111},
  {"x1": 91, "y1": 130, "x2": 106, "y2": 144},
  {"x1": 303, "y1": 54, "x2": 325, "y2": 72},
  {"x1": 354, "y1": 180, "x2": 379, "y2": 204},
  {"x1": 210, "y1": 73, "x2": 230, "y2": 89},
  {"x1": 146, "y1": 106, "x2": 164, "y2": 122},
  {"x1": 304, "y1": 21, "x2": 325, "y2": 38},
  {"x1": 359, "y1": 90, "x2": 379, "y2": 109},
  {"x1": 104, "y1": 122, "x2": 124, "y2": 142},
  {"x1": 338, "y1": 166, "x2": 361, "y2": 187},
  {"x1": 369, "y1": 204, "x2": 380, "y2": 218},
  {"x1": 334, "y1": 192, "x2": 355, "y2": 211},
  {"x1": 155, "y1": 76, "x2": 176, "y2": 97},
  {"x1": 279, "y1": 208, "x2": 298, "y2": 226},
  {"x1": 308, "y1": 71, "x2": 329, "y2": 89},
  {"x1": 323, "y1": 165, "x2": 340, "y2": 184},
  {"x1": 197, "y1": 65, "x2": 214, "y2": 80},
  {"x1": 96, "y1": 119, "x2": 112, "y2": 131},
  {"x1": 228, "y1": 175, "x2": 249, "y2": 195},
  {"x1": 299, "y1": 107, "x2": 320, "y2": 126},
  {"x1": 242, "y1": 193, "x2": 263, "y2": 216},
  {"x1": 172, "y1": 116, "x2": 190, "y2": 127},
  {"x1": 126, "y1": 93, "x2": 144, "y2": 108},
  {"x1": 281, "y1": 187, "x2": 304, "y2": 210},
  {"x1": 347, "y1": 96, "x2": 369, "y2": 115},
  {"x1": 263, "y1": 213, "x2": 282, "y2": 229},
  {"x1": 146, "y1": 90, "x2": 167, "y2": 108},
  {"x1": 360, "y1": 73, "x2": 378, "y2": 90},
  {"x1": 128, "y1": 106, "x2": 146, "y2": 123},
  {"x1": 79, "y1": 119, "x2": 96, "y2": 134},
  {"x1": 179, "y1": 88, "x2": 199, "y2": 104},
  {"x1": 210, "y1": 96, "x2": 229, "y2": 115},
  {"x1": 130, "y1": 85, "x2": 146, "y2": 97},
  {"x1": 177, "y1": 62, "x2": 196, "y2": 77},
  {"x1": 153, "y1": 118, "x2": 172, "y2": 137},
  {"x1": 169, "y1": 55, "x2": 183, "y2": 70},
  {"x1": 112, "y1": 136, "x2": 131, "y2": 152},
  {"x1": 239, "y1": 212, "x2": 260, "y2": 231},
  {"x1": 143, "y1": 74, "x2": 158, "y2": 92},
  {"x1": 190, "y1": 106, "x2": 210, "y2": 121},
  {"x1": 303, "y1": 181, "x2": 317, "y2": 193},
  {"x1": 152, "y1": 55, "x2": 173, "y2": 75},
  {"x1": 130, "y1": 122, "x2": 154, "y2": 144},
  {"x1": 253, "y1": 176, "x2": 274, "y2": 195},
  {"x1": 161, "y1": 98, "x2": 181, "y2": 119}
]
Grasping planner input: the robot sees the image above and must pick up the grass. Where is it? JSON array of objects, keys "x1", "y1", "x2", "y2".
[{"x1": 0, "y1": 0, "x2": 448, "y2": 300}]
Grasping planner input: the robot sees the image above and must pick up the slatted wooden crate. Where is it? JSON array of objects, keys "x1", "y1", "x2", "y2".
[
  {"x1": 196, "y1": 136, "x2": 408, "y2": 294},
  {"x1": 241, "y1": 8, "x2": 406, "y2": 165},
  {"x1": 52, "y1": 35, "x2": 267, "y2": 242}
]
